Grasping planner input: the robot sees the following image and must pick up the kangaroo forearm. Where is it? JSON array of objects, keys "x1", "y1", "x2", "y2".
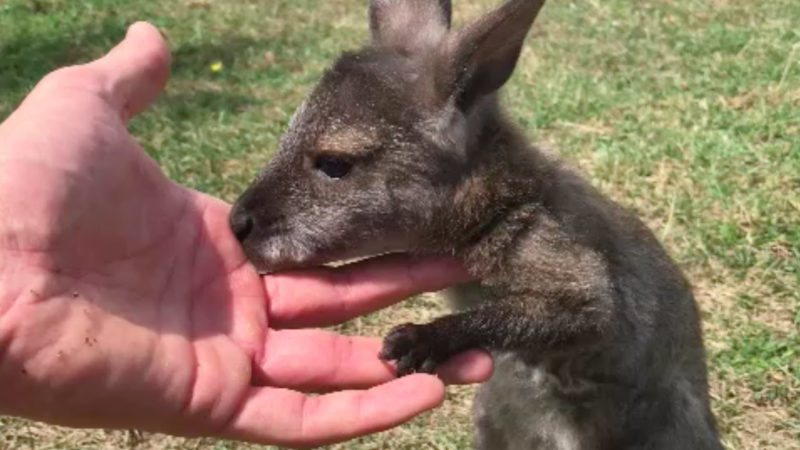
[
  {"x1": 430, "y1": 297, "x2": 613, "y2": 355},
  {"x1": 380, "y1": 292, "x2": 615, "y2": 377}
]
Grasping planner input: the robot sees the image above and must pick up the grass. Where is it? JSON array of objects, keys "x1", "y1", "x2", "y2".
[{"x1": 0, "y1": 0, "x2": 798, "y2": 448}]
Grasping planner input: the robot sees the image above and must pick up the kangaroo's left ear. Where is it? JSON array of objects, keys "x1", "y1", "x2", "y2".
[
  {"x1": 369, "y1": 0, "x2": 452, "y2": 53},
  {"x1": 437, "y1": 0, "x2": 547, "y2": 111}
]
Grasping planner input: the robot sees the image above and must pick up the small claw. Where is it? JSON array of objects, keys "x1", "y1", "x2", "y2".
[
  {"x1": 378, "y1": 339, "x2": 397, "y2": 361},
  {"x1": 380, "y1": 322, "x2": 444, "y2": 377},
  {"x1": 378, "y1": 346, "x2": 393, "y2": 361},
  {"x1": 379, "y1": 323, "x2": 419, "y2": 361},
  {"x1": 395, "y1": 354, "x2": 418, "y2": 377},
  {"x1": 419, "y1": 358, "x2": 438, "y2": 374}
]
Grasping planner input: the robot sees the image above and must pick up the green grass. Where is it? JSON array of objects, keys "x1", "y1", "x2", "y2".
[{"x1": 1, "y1": 0, "x2": 798, "y2": 448}]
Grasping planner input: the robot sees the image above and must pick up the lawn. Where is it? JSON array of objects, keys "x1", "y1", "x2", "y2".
[{"x1": 0, "y1": 0, "x2": 798, "y2": 449}]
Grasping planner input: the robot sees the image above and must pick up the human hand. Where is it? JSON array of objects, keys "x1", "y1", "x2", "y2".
[{"x1": 0, "y1": 22, "x2": 491, "y2": 447}]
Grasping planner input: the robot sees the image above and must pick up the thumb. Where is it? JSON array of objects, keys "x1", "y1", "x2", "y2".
[{"x1": 91, "y1": 22, "x2": 171, "y2": 119}]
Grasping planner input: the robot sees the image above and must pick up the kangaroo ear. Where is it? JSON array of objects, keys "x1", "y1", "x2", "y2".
[
  {"x1": 439, "y1": 0, "x2": 546, "y2": 110},
  {"x1": 369, "y1": 0, "x2": 452, "y2": 53}
]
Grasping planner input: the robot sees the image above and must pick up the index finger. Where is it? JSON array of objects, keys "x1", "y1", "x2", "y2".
[
  {"x1": 224, "y1": 374, "x2": 445, "y2": 448},
  {"x1": 266, "y1": 254, "x2": 470, "y2": 328}
]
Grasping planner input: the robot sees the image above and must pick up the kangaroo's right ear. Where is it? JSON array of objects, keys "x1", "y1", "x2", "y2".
[
  {"x1": 439, "y1": 0, "x2": 546, "y2": 111},
  {"x1": 369, "y1": 0, "x2": 452, "y2": 53}
]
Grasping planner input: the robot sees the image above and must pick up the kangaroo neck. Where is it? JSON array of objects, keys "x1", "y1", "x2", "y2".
[{"x1": 447, "y1": 108, "x2": 556, "y2": 277}]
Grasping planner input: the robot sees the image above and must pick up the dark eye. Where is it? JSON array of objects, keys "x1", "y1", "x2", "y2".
[{"x1": 314, "y1": 154, "x2": 352, "y2": 179}]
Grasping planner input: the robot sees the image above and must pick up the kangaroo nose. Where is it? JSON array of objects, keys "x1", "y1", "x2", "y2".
[{"x1": 229, "y1": 207, "x2": 254, "y2": 243}]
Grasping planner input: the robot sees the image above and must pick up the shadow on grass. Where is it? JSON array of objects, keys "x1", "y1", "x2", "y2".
[
  {"x1": 0, "y1": 21, "x2": 127, "y2": 102},
  {"x1": 0, "y1": 20, "x2": 265, "y2": 118}
]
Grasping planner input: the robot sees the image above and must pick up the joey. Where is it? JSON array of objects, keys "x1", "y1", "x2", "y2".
[{"x1": 231, "y1": 1, "x2": 723, "y2": 448}]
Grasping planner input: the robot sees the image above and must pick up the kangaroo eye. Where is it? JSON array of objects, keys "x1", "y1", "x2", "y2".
[{"x1": 314, "y1": 154, "x2": 352, "y2": 179}]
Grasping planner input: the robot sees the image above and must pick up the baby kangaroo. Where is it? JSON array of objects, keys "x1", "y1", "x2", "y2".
[{"x1": 230, "y1": 0, "x2": 722, "y2": 448}]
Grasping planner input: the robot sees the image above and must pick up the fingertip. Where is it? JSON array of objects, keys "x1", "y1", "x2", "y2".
[
  {"x1": 437, "y1": 349, "x2": 494, "y2": 384},
  {"x1": 408, "y1": 254, "x2": 472, "y2": 284},
  {"x1": 94, "y1": 21, "x2": 171, "y2": 118},
  {"x1": 381, "y1": 373, "x2": 446, "y2": 413},
  {"x1": 127, "y1": 20, "x2": 165, "y2": 40},
  {"x1": 427, "y1": 255, "x2": 471, "y2": 275},
  {"x1": 124, "y1": 21, "x2": 171, "y2": 66}
]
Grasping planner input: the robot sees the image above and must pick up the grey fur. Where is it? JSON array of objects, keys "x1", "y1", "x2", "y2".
[{"x1": 230, "y1": 0, "x2": 722, "y2": 448}]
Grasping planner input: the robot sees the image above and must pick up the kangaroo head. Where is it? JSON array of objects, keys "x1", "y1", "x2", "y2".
[{"x1": 231, "y1": 0, "x2": 546, "y2": 272}]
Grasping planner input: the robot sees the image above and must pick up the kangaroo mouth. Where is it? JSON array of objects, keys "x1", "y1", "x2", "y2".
[
  {"x1": 244, "y1": 245, "x2": 335, "y2": 274},
  {"x1": 248, "y1": 253, "x2": 345, "y2": 274},
  {"x1": 250, "y1": 251, "x2": 410, "y2": 275},
  {"x1": 244, "y1": 237, "x2": 409, "y2": 274}
]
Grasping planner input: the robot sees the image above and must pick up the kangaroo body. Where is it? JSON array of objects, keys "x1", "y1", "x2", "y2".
[
  {"x1": 440, "y1": 109, "x2": 719, "y2": 449},
  {"x1": 230, "y1": 1, "x2": 722, "y2": 448},
  {"x1": 440, "y1": 124, "x2": 720, "y2": 448}
]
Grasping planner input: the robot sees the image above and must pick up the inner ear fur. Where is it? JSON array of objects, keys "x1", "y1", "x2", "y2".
[{"x1": 437, "y1": 0, "x2": 547, "y2": 110}]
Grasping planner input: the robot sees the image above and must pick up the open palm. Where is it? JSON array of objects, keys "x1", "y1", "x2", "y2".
[{"x1": 0, "y1": 23, "x2": 490, "y2": 448}]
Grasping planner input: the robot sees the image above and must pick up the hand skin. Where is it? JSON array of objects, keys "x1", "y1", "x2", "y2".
[{"x1": 0, "y1": 22, "x2": 492, "y2": 448}]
